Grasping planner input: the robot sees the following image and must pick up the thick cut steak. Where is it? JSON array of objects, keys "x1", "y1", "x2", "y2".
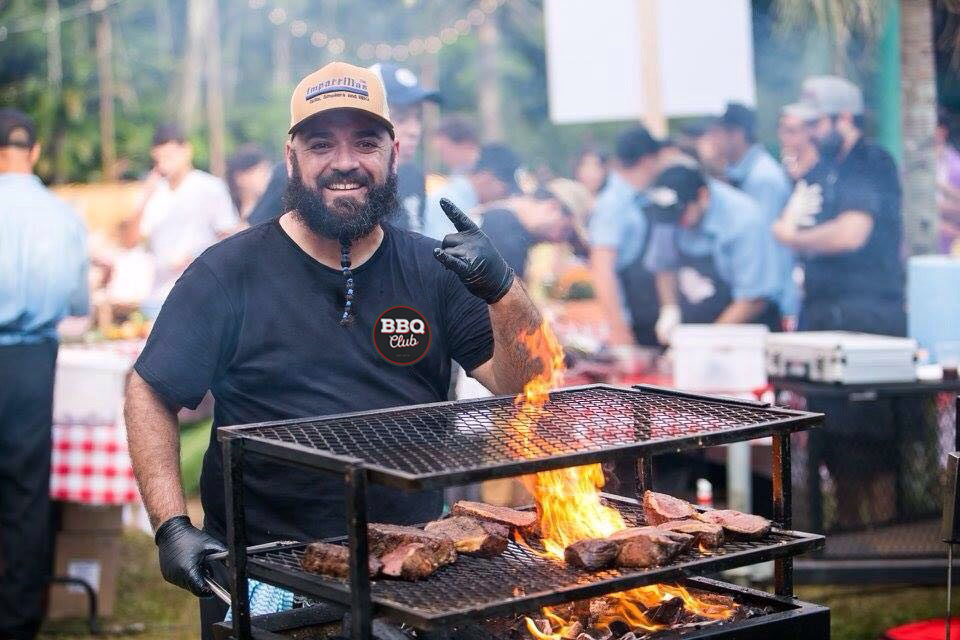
[
  {"x1": 609, "y1": 526, "x2": 693, "y2": 568},
  {"x1": 700, "y1": 510, "x2": 771, "y2": 540},
  {"x1": 299, "y1": 542, "x2": 382, "y2": 578},
  {"x1": 423, "y1": 516, "x2": 509, "y2": 557},
  {"x1": 642, "y1": 490, "x2": 698, "y2": 525},
  {"x1": 379, "y1": 543, "x2": 438, "y2": 580},
  {"x1": 564, "y1": 538, "x2": 620, "y2": 570},
  {"x1": 450, "y1": 501, "x2": 536, "y2": 532},
  {"x1": 656, "y1": 519, "x2": 724, "y2": 548},
  {"x1": 368, "y1": 523, "x2": 457, "y2": 566}
]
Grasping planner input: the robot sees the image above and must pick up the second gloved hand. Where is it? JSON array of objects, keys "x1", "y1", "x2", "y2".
[
  {"x1": 655, "y1": 304, "x2": 681, "y2": 345},
  {"x1": 433, "y1": 198, "x2": 515, "y2": 304},
  {"x1": 781, "y1": 180, "x2": 822, "y2": 229},
  {"x1": 155, "y1": 515, "x2": 226, "y2": 597}
]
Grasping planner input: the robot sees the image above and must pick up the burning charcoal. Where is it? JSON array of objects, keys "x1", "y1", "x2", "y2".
[
  {"x1": 532, "y1": 618, "x2": 552, "y2": 635},
  {"x1": 300, "y1": 541, "x2": 382, "y2": 578},
  {"x1": 699, "y1": 510, "x2": 771, "y2": 540},
  {"x1": 450, "y1": 501, "x2": 537, "y2": 534},
  {"x1": 644, "y1": 596, "x2": 684, "y2": 626},
  {"x1": 589, "y1": 597, "x2": 612, "y2": 621},
  {"x1": 656, "y1": 519, "x2": 724, "y2": 549},
  {"x1": 695, "y1": 592, "x2": 736, "y2": 610},
  {"x1": 564, "y1": 538, "x2": 619, "y2": 570},
  {"x1": 606, "y1": 620, "x2": 630, "y2": 638},
  {"x1": 608, "y1": 527, "x2": 693, "y2": 568},
  {"x1": 619, "y1": 633, "x2": 638, "y2": 640},
  {"x1": 561, "y1": 621, "x2": 584, "y2": 639},
  {"x1": 368, "y1": 522, "x2": 457, "y2": 566},
  {"x1": 423, "y1": 516, "x2": 509, "y2": 557},
  {"x1": 575, "y1": 635, "x2": 597, "y2": 640},
  {"x1": 641, "y1": 491, "x2": 698, "y2": 525},
  {"x1": 380, "y1": 543, "x2": 438, "y2": 581}
]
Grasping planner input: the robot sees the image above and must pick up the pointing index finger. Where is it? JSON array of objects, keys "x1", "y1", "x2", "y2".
[{"x1": 439, "y1": 198, "x2": 478, "y2": 233}]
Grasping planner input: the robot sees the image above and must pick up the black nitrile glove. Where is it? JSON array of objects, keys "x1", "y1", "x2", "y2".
[
  {"x1": 433, "y1": 198, "x2": 515, "y2": 304},
  {"x1": 155, "y1": 515, "x2": 226, "y2": 597}
]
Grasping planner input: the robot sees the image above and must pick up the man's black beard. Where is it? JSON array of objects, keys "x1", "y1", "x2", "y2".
[
  {"x1": 283, "y1": 154, "x2": 399, "y2": 242},
  {"x1": 815, "y1": 129, "x2": 844, "y2": 161}
]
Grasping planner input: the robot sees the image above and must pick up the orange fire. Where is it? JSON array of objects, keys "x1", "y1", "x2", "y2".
[{"x1": 513, "y1": 321, "x2": 735, "y2": 638}]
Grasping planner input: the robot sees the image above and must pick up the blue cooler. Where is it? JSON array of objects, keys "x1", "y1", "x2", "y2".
[{"x1": 908, "y1": 255, "x2": 960, "y2": 357}]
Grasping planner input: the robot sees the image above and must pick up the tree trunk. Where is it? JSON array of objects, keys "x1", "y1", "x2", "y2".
[
  {"x1": 179, "y1": 0, "x2": 206, "y2": 129},
  {"x1": 46, "y1": 0, "x2": 62, "y2": 91},
  {"x1": 96, "y1": 10, "x2": 117, "y2": 181},
  {"x1": 477, "y1": 17, "x2": 503, "y2": 142},
  {"x1": 204, "y1": 0, "x2": 226, "y2": 177},
  {"x1": 273, "y1": 28, "x2": 291, "y2": 90},
  {"x1": 900, "y1": 0, "x2": 938, "y2": 255}
]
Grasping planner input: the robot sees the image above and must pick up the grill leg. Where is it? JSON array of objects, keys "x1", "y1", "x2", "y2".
[
  {"x1": 635, "y1": 456, "x2": 654, "y2": 498},
  {"x1": 772, "y1": 432, "x2": 793, "y2": 597},
  {"x1": 346, "y1": 464, "x2": 372, "y2": 640},
  {"x1": 223, "y1": 436, "x2": 252, "y2": 640}
]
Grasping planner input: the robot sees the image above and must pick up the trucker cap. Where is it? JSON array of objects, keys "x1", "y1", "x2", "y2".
[
  {"x1": 780, "y1": 102, "x2": 820, "y2": 123},
  {"x1": 0, "y1": 108, "x2": 36, "y2": 148},
  {"x1": 799, "y1": 75, "x2": 864, "y2": 117},
  {"x1": 288, "y1": 61, "x2": 394, "y2": 137},
  {"x1": 369, "y1": 63, "x2": 441, "y2": 109},
  {"x1": 644, "y1": 164, "x2": 707, "y2": 224}
]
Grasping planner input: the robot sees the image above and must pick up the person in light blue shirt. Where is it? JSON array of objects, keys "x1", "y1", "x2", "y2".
[
  {"x1": 718, "y1": 103, "x2": 796, "y2": 317},
  {"x1": 0, "y1": 108, "x2": 88, "y2": 640},
  {"x1": 588, "y1": 126, "x2": 662, "y2": 346},
  {"x1": 644, "y1": 164, "x2": 781, "y2": 340}
]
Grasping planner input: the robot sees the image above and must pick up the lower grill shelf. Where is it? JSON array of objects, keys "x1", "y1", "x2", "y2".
[{"x1": 240, "y1": 495, "x2": 824, "y2": 629}]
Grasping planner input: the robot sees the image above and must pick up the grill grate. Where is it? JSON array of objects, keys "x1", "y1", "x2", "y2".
[
  {"x1": 244, "y1": 500, "x2": 824, "y2": 627},
  {"x1": 227, "y1": 385, "x2": 819, "y2": 488}
]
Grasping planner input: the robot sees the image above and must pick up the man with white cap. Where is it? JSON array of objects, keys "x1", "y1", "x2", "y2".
[
  {"x1": 772, "y1": 75, "x2": 904, "y2": 336},
  {"x1": 123, "y1": 61, "x2": 542, "y2": 636}
]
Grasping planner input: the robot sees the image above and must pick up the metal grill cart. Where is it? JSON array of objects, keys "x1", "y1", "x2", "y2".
[
  {"x1": 771, "y1": 377, "x2": 960, "y2": 584},
  {"x1": 216, "y1": 384, "x2": 827, "y2": 639}
]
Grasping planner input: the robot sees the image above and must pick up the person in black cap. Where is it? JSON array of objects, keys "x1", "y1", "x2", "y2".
[
  {"x1": 433, "y1": 116, "x2": 480, "y2": 177},
  {"x1": 0, "y1": 108, "x2": 89, "y2": 640},
  {"x1": 371, "y1": 62, "x2": 441, "y2": 233},
  {"x1": 423, "y1": 142, "x2": 521, "y2": 239}
]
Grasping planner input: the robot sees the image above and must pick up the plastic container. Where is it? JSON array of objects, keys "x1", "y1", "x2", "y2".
[
  {"x1": 671, "y1": 324, "x2": 769, "y2": 393},
  {"x1": 908, "y1": 255, "x2": 960, "y2": 354}
]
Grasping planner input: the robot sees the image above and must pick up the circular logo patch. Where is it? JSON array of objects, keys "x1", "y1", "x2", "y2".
[{"x1": 373, "y1": 306, "x2": 430, "y2": 365}]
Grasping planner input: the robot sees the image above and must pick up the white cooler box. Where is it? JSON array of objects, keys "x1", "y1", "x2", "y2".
[
  {"x1": 672, "y1": 324, "x2": 768, "y2": 393},
  {"x1": 765, "y1": 331, "x2": 917, "y2": 384}
]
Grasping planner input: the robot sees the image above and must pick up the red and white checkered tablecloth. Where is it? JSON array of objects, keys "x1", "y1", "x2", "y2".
[{"x1": 51, "y1": 340, "x2": 145, "y2": 505}]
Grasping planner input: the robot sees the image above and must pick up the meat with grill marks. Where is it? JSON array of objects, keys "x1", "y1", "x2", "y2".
[
  {"x1": 608, "y1": 526, "x2": 693, "y2": 568},
  {"x1": 656, "y1": 519, "x2": 725, "y2": 549},
  {"x1": 299, "y1": 542, "x2": 382, "y2": 578},
  {"x1": 699, "y1": 510, "x2": 771, "y2": 540},
  {"x1": 564, "y1": 538, "x2": 620, "y2": 570},
  {"x1": 642, "y1": 490, "x2": 699, "y2": 525},
  {"x1": 379, "y1": 543, "x2": 439, "y2": 580},
  {"x1": 450, "y1": 501, "x2": 537, "y2": 534},
  {"x1": 367, "y1": 523, "x2": 457, "y2": 566},
  {"x1": 423, "y1": 516, "x2": 509, "y2": 557}
]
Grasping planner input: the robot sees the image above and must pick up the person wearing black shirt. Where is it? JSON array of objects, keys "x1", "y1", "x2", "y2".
[
  {"x1": 772, "y1": 76, "x2": 907, "y2": 529},
  {"x1": 124, "y1": 62, "x2": 542, "y2": 638}
]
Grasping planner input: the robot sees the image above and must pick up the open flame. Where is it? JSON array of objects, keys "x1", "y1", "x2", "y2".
[{"x1": 513, "y1": 321, "x2": 735, "y2": 638}]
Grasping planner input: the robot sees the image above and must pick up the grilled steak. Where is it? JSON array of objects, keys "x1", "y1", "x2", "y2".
[
  {"x1": 379, "y1": 543, "x2": 438, "y2": 580},
  {"x1": 450, "y1": 501, "x2": 537, "y2": 533},
  {"x1": 367, "y1": 523, "x2": 457, "y2": 566},
  {"x1": 423, "y1": 516, "x2": 509, "y2": 557},
  {"x1": 656, "y1": 519, "x2": 724, "y2": 548},
  {"x1": 609, "y1": 526, "x2": 693, "y2": 568},
  {"x1": 642, "y1": 490, "x2": 698, "y2": 525},
  {"x1": 700, "y1": 510, "x2": 771, "y2": 540},
  {"x1": 564, "y1": 538, "x2": 619, "y2": 570},
  {"x1": 299, "y1": 542, "x2": 382, "y2": 578}
]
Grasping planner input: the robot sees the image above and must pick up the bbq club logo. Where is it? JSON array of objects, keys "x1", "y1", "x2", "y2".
[{"x1": 373, "y1": 306, "x2": 430, "y2": 365}]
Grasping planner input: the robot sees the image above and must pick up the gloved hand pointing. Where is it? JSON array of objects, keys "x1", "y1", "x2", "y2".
[
  {"x1": 155, "y1": 515, "x2": 226, "y2": 597},
  {"x1": 433, "y1": 198, "x2": 515, "y2": 304}
]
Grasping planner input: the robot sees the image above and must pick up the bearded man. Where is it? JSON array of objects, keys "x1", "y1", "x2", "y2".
[{"x1": 124, "y1": 62, "x2": 543, "y2": 638}]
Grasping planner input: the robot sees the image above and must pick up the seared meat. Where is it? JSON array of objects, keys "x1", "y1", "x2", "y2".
[
  {"x1": 609, "y1": 526, "x2": 693, "y2": 568},
  {"x1": 367, "y1": 523, "x2": 457, "y2": 566},
  {"x1": 564, "y1": 538, "x2": 620, "y2": 570},
  {"x1": 450, "y1": 501, "x2": 537, "y2": 533},
  {"x1": 699, "y1": 510, "x2": 771, "y2": 540},
  {"x1": 423, "y1": 516, "x2": 509, "y2": 557},
  {"x1": 379, "y1": 543, "x2": 438, "y2": 581},
  {"x1": 299, "y1": 542, "x2": 382, "y2": 578},
  {"x1": 656, "y1": 519, "x2": 724, "y2": 549},
  {"x1": 642, "y1": 490, "x2": 698, "y2": 525}
]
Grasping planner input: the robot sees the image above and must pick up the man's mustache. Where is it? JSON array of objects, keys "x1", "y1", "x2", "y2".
[{"x1": 315, "y1": 171, "x2": 372, "y2": 189}]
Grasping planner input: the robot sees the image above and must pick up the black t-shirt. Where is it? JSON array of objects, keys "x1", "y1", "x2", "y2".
[
  {"x1": 396, "y1": 162, "x2": 426, "y2": 232},
  {"x1": 134, "y1": 220, "x2": 494, "y2": 544},
  {"x1": 480, "y1": 208, "x2": 535, "y2": 279},
  {"x1": 801, "y1": 139, "x2": 904, "y2": 303}
]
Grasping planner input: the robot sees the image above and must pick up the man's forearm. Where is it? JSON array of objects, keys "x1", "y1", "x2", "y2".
[
  {"x1": 125, "y1": 371, "x2": 188, "y2": 530},
  {"x1": 485, "y1": 281, "x2": 544, "y2": 394},
  {"x1": 589, "y1": 251, "x2": 632, "y2": 345},
  {"x1": 715, "y1": 298, "x2": 767, "y2": 325},
  {"x1": 654, "y1": 272, "x2": 678, "y2": 307}
]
